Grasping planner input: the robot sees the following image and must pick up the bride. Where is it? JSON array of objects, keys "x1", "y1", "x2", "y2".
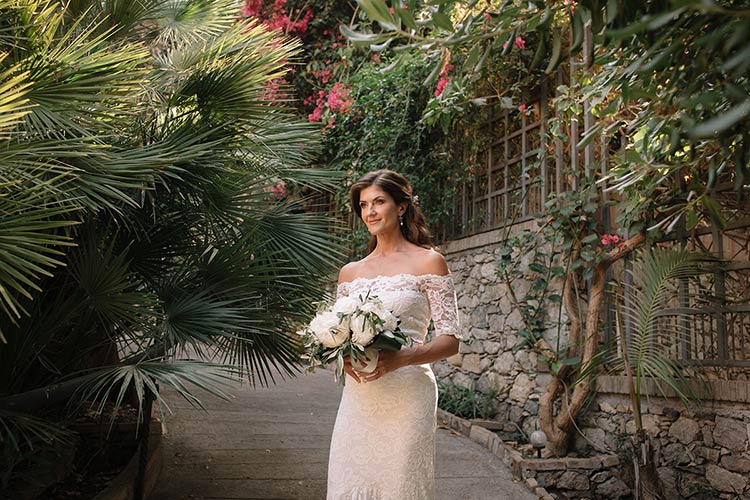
[{"x1": 327, "y1": 169, "x2": 462, "y2": 500}]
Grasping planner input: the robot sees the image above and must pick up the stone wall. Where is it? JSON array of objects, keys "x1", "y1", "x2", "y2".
[
  {"x1": 436, "y1": 228, "x2": 750, "y2": 499},
  {"x1": 585, "y1": 379, "x2": 750, "y2": 499},
  {"x1": 434, "y1": 224, "x2": 561, "y2": 440}
]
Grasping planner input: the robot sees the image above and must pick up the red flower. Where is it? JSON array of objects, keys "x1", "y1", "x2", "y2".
[
  {"x1": 371, "y1": 54, "x2": 382, "y2": 63},
  {"x1": 514, "y1": 36, "x2": 525, "y2": 50},
  {"x1": 518, "y1": 104, "x2": 527, "y2": 112},
  {"x1": 327, "y1": 82, "x2": 353, "y2": 113},
  {"x1": 601, "y1": 234, "x2": 621, "y2": 246},
  {"x1": 308, "y1": 106, "x2": 323, "y2": 122},
  {"x1": 270, "y1": 181, "x2": 287, "y2": 200},
  {"x1": 439, "y1": 64, "x2": 454, "y2": 77},
  {"x1": 434, "y1": 76, "x2": 450, "y2": 97}
]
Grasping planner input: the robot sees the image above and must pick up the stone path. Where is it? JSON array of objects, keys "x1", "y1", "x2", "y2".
[{"x1": 150, "y1": 368, "x2": 536, "y2": 500}]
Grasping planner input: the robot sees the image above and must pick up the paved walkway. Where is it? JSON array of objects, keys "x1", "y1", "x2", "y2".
[{"x1": 150, "y1": 368, "x2": 536, "y2": 500}]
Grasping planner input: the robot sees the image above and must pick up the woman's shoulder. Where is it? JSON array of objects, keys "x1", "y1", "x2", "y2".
[
  {"x1": 417, "y1": 249, "x2": 450, "y2": 276},
  {"x1": 337, "y1": 260, "x2": 363, "y2": 284}
]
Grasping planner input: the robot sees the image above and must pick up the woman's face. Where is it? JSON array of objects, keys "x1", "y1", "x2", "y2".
[{"x1": 358, "y1": 185, "x2": 404, "y2": 236}]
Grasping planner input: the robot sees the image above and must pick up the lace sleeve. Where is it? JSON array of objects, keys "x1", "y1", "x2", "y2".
[{"x1": 423, "y1": 274, "x2": 462, "y2": 340}]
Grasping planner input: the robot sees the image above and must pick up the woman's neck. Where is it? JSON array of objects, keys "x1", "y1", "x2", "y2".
[{"x1": 371, "y1": 230, "x2": 411, "y2": 257}]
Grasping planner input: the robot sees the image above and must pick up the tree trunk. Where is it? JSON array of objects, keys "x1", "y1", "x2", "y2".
[
  {"x1": 538, "y1": 232, "x2": 646, "y2": 456},
  {"x1": 632, "y1": 431, "x2": 665, "y2": 500}
]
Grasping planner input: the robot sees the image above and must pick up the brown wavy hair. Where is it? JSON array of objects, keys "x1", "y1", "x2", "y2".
[{"x1": 349, "y1": 169, "x2": 433, "y2": 253}]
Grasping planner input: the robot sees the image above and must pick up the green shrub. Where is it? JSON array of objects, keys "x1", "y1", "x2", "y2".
[{"x1": 437, "y1": 381, "x2": 497, "y2": 420}]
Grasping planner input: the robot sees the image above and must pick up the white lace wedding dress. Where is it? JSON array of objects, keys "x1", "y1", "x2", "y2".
[{"x1": 327, "y1": 273, "x2": 462, "y2": 500}]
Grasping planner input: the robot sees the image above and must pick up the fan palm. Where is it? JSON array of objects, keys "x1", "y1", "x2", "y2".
[{"x1": 0, "y1": 0, "x2": 344, "y2": 492}]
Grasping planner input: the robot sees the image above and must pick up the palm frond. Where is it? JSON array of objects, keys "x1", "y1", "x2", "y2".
[
  {"x1": 610, "y1": 249, "x2": 717, "y2": 405},
  {"x1": 248, "y1": 200, "x2": 347, "y2": 276},
  {"x1": 157, "y1": 285, "x2": 258, "y2": 349},
  {"x1": 72, "y1": 360, "x2": 237, "y2": 424},
  {"x1": 150, "y1": 0, "x2": 242, "y2": 48},
  {"x1": 0, "y1": 57, "x2": 33, "y2": 140},
  {"x1": 156, "y1": 21, "x2": 301, "y2": 122},
  {"x1": 10, "y1": 2, "x2": 149, "y2": 138},
  {"x1": 0, "y1": 410, "x2": 74, "y2": 453},
  {"x1": 67, "y1": 227, "x2": 158, "y2": 336},
  {"x1": 0, "y1": 175, "x2": 80, "y2": 331}
]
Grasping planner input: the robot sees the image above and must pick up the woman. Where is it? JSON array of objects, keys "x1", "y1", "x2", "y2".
[{"x1": 327, "y1": 169, "x2": 462, "y2": 500}]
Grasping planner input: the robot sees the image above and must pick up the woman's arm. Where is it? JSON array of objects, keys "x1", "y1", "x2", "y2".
[
  {"x1": 362, "y1": 336, "x2": 459, "y2": 382},
  {"x1": 402, "y1": 335, "x2": 460, "y2": 364}
]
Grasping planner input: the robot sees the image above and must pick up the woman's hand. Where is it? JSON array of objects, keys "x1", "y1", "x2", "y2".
[
  {"x1": 342, "y1": 355, "x2": 363, "y2": 383},
  {"x1": 362, "y1": 349, "x2": 411, "y2": 383}
]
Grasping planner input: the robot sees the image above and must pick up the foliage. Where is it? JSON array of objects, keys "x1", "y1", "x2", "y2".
[
  {"x1": 602, "y1": 248, "x2": 717, "y2": 499},
  {"x1": 344, "y1": 0, "x2": 749, "y2": 459},
  {"x1": 607, "y1": 249, "x2": 716, "y2": 407},
  {"x1": 321, "y1": 52, "x2": 470, "y2": 253},
  {"x1": 348, "y1": 0, "x2": 749, "y2": 224},
  {"x1": 437, "y1": 381, "x2": 497, "y2": 420},
  {"x1": 241, "y1": 0, "x2": 365, "y2": 123},
  {"x1": 0, "y1": 0, "x2": 344, "y2": 491}
]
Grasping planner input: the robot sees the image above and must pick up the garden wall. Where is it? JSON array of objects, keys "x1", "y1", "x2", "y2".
[
  {"x1": 435, "y1": 222, "x2": 562, "y2": 441},
  {"x1": 436, "y1": 228, "x2": 750, "y2": 499}
]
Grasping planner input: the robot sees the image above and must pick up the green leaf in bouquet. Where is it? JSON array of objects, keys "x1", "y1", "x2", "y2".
[{"x1": 368, "y1": 335, "x2": 403, "y2": 351}]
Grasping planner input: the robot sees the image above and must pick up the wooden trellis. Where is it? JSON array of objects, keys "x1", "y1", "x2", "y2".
[{"x1": 439, "y1": 53, "x2": 750, "y2": 367}]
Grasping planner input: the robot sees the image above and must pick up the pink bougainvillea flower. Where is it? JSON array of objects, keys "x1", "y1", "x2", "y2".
[
  {"x1": 371, "y1": 54, "x2": 381, "y2": 63},
  {"x1": 389, "y1": 6, "x2": 394, "y2": 14},
  {"x1": 270, "y1": 181, "x2": 287, "y2": 200},
  {"x1": 601, "y1": 234, "x2": 612, "y2": 245},
  {"x1": 482, "y1": 13, "x2": 492, "y2": 20},
  {"x1": 518, "y1": 104, "x2": 527, "y2": 112},
  {"x1": 308, "y1": 106, "x2": 323, "y2": 122},
  {"x1": 434, "y1": 76, "x2": 450, "y2": 97},
  {"x1": 261, "y1": 78, "x2": 289, "y2": 104},
  {"x1": 514, "y1": 36, "x2": 525, "y2": 50},
  {"x1": 327, "y1": 82, "x2": 353, "y2": 114},
  {"x1": 323, "y1": 115, "x2": 337, "y2": 132},
  {"x1": 502, "y1": 41, "x2": 509, "y2": 49},
  {"x1": 610, "y1": 234, "x2": 620, "y2": 243}
]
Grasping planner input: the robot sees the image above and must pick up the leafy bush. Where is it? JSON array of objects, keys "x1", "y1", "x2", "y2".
[{"x1": 437, "y1": 381, "x2": 497, "y2": 420}]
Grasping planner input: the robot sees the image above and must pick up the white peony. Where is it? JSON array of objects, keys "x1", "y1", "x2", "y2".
[
  {"x1": 309, "y1": 310, "x2": 349, "y2": 348},
  {"x1": 359, "y1": 300, "x2": 388, "y2": 318},
  {"x1": 332, "y1": 296, "x2": 360, "y2": 315},
  {"x1": 350, "y1": 315, "x2": 376, "y2": 346},
  {"x1": 381, "y1": 311, "x2": 398, "y2": 332}
]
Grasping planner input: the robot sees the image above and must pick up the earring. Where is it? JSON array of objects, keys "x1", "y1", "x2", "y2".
[{"x1": 399, "y1": 215, "x2": 404, "y2": 226}]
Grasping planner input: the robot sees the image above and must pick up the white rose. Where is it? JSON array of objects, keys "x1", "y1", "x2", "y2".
[
  {"x1": 350, "y1": 315, "x2": 376, "y2": 346},
  {"x1": 332, "y1": 296, "x2": 360, "y2": 315},
  {"x1": 309, "y1": 311, "x2": 349, "y2": 348}
]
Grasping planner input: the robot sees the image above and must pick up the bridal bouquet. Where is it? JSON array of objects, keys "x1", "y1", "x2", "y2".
[{"x1": 299, "y1": 292, "x2": 412, "y2": 383}]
